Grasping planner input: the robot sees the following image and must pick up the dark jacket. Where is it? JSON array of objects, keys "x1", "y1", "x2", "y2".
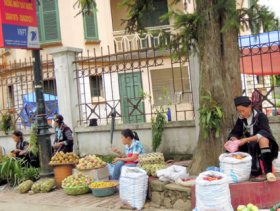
[
  {"x1": 15, "y1": 140, "x2": 29, "y2": 159},
  {"x1": 15, "y1": 140, "x2": 39, "y2": 167},
  {"x1": 53, "y1": 123, "x2": 73, "y2": 153}
]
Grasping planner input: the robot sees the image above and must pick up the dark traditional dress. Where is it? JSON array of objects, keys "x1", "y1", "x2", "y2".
[
  {"x1": 228, "y1": 109, "x2": 279, "y2": 175},
  {"x1": 53, "y1": 123, "x2": 73, "y2": 153}
]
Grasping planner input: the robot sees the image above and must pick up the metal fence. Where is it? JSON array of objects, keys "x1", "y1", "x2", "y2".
[
  {"x1": 74, "y1": 45, "x2": 194, "y2": 126},
  {"x1": 239, "y1": 30, "x2": 280, "y2": 116},
  {"x1": 1, "y1": 30, "x2": 279, "y2": 130},
  {"x1": 0, "y1": 56, "x2": 57, "y2": 130}
]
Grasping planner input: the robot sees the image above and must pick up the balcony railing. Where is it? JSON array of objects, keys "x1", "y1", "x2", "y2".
[{"x1": 113, "y1": 25, "x2": 171, "y2": 52}]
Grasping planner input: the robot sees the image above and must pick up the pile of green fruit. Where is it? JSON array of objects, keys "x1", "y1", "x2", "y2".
[
  {"x1": 138, "y1": 153, "x2": 166, "y2": 176},
  {"x1": 76, "y1": 155, "x2": 106, "y2": 170},
  {"x1": 31, "y1": 178, "x2": 56, "y2": 193},
  {"x1": 49, "y1": 152, "x2": 79, "y2": 165},
  {"x1": 62, "y1": 173, "x2": 91, "y2": 195},
  {"x1": 18, "y1": 178, "x2": 55, "y2": 194},
  {"x1": 237, "y1": 203, "x2": 259, "y2": 211},
  {"x1": 17, "y1": 180, "x2": 34, "y2": 193}
]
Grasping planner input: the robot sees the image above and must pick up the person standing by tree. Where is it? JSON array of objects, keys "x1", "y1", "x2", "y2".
[
  {"x1": 228, "y1": 96, "x2": 278, "y2": 182},
  {"x1": 52, "y1": 114, "x2": 73, "y2": 153}
]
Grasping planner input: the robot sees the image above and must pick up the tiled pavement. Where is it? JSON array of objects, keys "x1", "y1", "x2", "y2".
[{"x1": 0, "y1": 185, "x2": 174, "y2": 211}]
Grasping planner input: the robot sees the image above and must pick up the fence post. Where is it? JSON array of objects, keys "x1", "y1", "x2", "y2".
[
  {"x1": 189, "y1": 53, "x2": 200, "y2": 142},
  {"x1": 48, "y1": 47, "x2": 82, "y2": 153}
]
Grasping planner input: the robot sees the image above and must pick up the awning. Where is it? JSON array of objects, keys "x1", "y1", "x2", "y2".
[{"x1": 239, "y1": 31, "x2": 280, "y2": 75}]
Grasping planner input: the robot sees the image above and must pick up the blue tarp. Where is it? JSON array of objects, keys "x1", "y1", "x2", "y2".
[
  {"x1": 19, "y1": 93, "x2": 58, "y2": 127},
  {"x1": 239, "y1": 30, "x2": 280, "y2": 48}
]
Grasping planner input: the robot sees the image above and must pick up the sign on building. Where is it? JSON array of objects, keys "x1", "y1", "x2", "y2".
[{"x1": 0, "y1": 0, "x2": 39, "y2": 49}]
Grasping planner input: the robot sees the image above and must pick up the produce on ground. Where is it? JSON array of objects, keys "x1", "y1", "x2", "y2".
[
  {"x1": 31, "y1": 178, "x2": 56, "y2": 193},
  {"x1": 17, "y1": 180, "x2": 34, "y2": 193},
  {"x1": 40, "y1": 179, "x2": 56, "y2": 192},
  {"x1": 237, "y1": 203, "x2": 259, "y2": 211},
  {"x1": 49, "y1": 152, "x2": 79, "y2": 165},
  {"x1": 89, "y1": 181, "x2": 118, "y2": 189},
  {"x1": 76, "y1": 155, "x2": 106, "y2": 170},
  {"x1": 31, "y1": 180, "x2": 42, "y2": 193}
]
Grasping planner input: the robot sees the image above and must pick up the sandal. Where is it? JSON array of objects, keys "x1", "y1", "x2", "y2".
[
  {"x1": 250, "y1": 175, "x2": 266, "y2": 182},
  {"x1": 266, "y1": 173, "x2": 277, "y2": 182}
]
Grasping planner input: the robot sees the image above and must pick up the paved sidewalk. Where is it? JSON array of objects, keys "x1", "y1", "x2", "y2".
[{"x1": 0, "y1": 185, "x2": 174, "y2": 211}]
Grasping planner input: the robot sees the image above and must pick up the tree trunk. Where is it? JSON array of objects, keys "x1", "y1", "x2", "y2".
[{"x1": 189, "y1": 0, "x2": 242, "y2": 175}]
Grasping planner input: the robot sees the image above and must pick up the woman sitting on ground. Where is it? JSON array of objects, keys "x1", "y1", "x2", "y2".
[
  {"x1": 111, "y1": 129, "x2": 145, "y2": 180},
  {"x1": 10, "y1": 130, "x2": 39, "y2": 167}
]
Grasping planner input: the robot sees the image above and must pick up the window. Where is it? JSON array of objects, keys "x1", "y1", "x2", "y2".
[
  {"x1": 142, "y1": 0, "x2": 169, "y2": 27},
  {"x1": 7, "y1": 85, "x2": 14, "y2": 108},
  {"x1": 83, "y1": 5, "x2": 99, "y2": 40},
  {"x1": 36, "y1": 0, "x2": 61, "y2": 43},
  {"x1": 43, "y1": 79, "x2": 57, "y2": 96},
  {"x1": 90, "y1": 76, "x2": 103, "y2": 98},
  {"x1": 151, "y1": 67, "x2": 190, "y2": 106}
]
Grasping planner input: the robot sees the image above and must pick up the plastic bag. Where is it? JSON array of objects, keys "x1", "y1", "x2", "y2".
[
  {"x1": 219, "y1": 152, "x2": 252, "y2": 183},
  {"x1": 107, "y1": 163, "x2": 115, "y2": 179},
  {"x1": 195, "y1": 171, "x2": 233, "y2": 211},
  {"x1": 119, "y1": 167, "x2": 148, "y2": 210},
  {"x1": 224, "y1": 140, "x2": 241, "y2": 153},
  {"x1": 156, "y1": 165, "x2": 188, "y2": 182}
]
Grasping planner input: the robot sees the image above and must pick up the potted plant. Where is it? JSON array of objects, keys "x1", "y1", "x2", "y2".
[
  {"x1": 151, "y1": 89, "x2": 171, "y2": 152},
  {"x1": 0, "y1": 113, "x2": 14, "y2": 135}
]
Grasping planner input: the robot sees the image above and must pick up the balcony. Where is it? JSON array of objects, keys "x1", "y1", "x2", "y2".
[{"x1": 113, "y1": 25, "x2": 171, "y2": 52}]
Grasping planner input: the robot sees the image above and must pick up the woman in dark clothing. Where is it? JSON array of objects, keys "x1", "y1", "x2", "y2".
[
  {"x1": 10, "y1": 130, "x2": 39, "y2": 167},
  {"x1": 228, "y1": 96, "x2": 279, "y2": 182},
  {"x1": 11, "y1": 130, "x2": 29, "y2": 159},
  {"x1": 52, "y1": 114, "x2": 73, "y2": 154}
]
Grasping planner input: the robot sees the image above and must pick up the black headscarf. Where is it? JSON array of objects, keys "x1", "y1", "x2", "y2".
[{"x1": 234, "y1": 96, "x2": 251, "y2": 107}]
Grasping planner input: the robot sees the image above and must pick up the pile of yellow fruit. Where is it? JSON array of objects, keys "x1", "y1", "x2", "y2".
[
  {"x1": 76, "y1": 155, "x2": 106, "y2": 170},
  {"x1": 49, "y1": 152, "x2": 79, "y2": 165},
  {"x1": 89, "y1": 181, "x2": 118, "y2": 189}
]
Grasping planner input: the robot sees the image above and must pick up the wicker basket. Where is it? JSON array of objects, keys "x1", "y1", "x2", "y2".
[
  {"x1": 62, "y1": 185, "x2": 90, "y2": 195},
  {"x1": 90, "y1": 186, "x2": 117, "y2": 197}
]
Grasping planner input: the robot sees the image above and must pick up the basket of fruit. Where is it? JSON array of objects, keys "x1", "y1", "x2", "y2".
[
  {"x1": 62, "y1": 173, "x2": 91, "y2": 195},
  {"x1": 76, "y1": 155, "x2": 107, "y2": 170},
  {"x1": 89, "y1": 181, "x2": 118, "y2": 197},
  {"x1": 62, "y1": 185, "x2": 90, "y2": 195}
]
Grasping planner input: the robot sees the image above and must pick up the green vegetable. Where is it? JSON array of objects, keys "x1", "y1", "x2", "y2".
[{"x1": 17, "y1": 180, "x2": 34, "y2": 193}]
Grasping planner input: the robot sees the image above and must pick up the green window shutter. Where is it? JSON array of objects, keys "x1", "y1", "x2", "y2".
[
  {"x1": 83, "y1": 6, "x2": 99, "y2": 40},
  {"x1": 36, "y1": 0, "x2": 61, "y2": 43},
  {"x1": 142, "y1": 0, "x2": 169, "y2": 27}
]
